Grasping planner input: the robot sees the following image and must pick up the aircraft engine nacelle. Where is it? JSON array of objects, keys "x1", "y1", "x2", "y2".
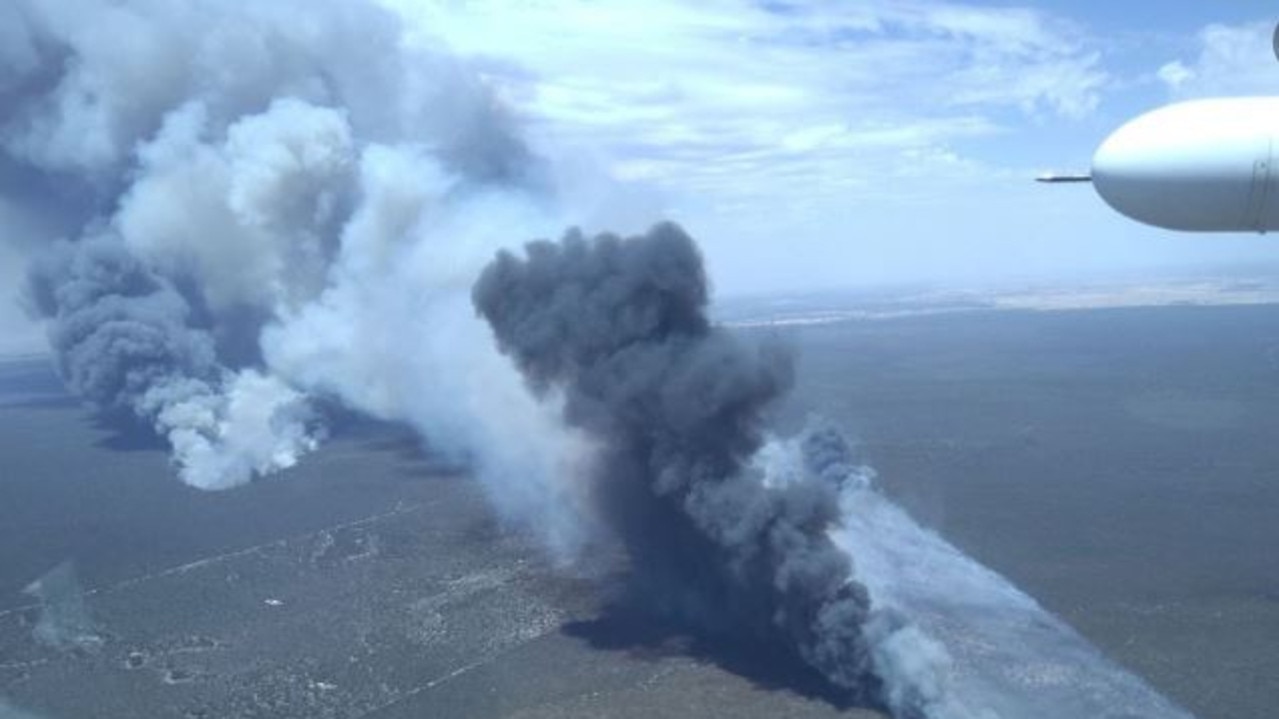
[{"x1": 1091, "y1": 97, "x2": 1279, "y2": 233}]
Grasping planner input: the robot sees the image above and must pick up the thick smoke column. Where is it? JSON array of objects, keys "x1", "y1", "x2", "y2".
[{"x1": 474, "y1": 222, "x2": 873, "y2": 689}]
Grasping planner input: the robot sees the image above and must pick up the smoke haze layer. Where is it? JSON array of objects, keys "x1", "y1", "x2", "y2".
[{"x1": 473, "y1": 223, "x2": 875, "y2": 691}]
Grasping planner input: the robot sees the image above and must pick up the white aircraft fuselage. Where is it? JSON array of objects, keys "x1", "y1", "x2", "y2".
[
  {"x1": 1091, "y1": 97, "x2": 1279, "y2": 234},
  {"x1": 1040, "y1": 22, "x2": 1279, "y2": 235}
]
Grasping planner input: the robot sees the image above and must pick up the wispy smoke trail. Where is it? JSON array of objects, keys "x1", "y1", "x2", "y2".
[
  {"x1": 759, "y1": 428, "x2": 1193, "y2": 719},
  {"x1": 473, "y1": 223, "x2": 874, "y2": 690},
  {"x1": 22, "y1": 562, "x2": 100, "y2": 652}
]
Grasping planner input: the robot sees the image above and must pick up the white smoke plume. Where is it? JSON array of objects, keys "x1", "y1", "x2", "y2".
[
  {"x1": 143, "y1": 369, "x2": 320, "y2": 490},
  {"x1": 3, "y1": 0, "x2": 585, "y2": 515}
]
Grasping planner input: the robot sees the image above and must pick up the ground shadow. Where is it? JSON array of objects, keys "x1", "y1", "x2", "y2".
[
  {"x1": 322, "y1": 408, "x2": 471, "y2": 480},
  {"x1": 0, "y1": 358, "x2": 61, "y2": 391},
  {"x1": 90, "y1": 413, "x2": 167, "y2": 452},
  {"x1": 0, "y1": 358, "x2": 78, "y2": 410},
  {"x1": 360, "y1": 432, "x2": 467, "y2": 476},
  {"x1": 562, "y1": 600, "x2": 885, "y2": 713},
  {"x1": 0, "y1": 394, "x2": 79, "y2": 410}
]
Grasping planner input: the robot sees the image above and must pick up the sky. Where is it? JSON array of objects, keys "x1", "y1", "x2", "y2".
[
  {"x1": 381, "y1": 0, "x2": 1279, "y2": 296},
  {"x1": 2, "y1": 1, "x2": 1279, "y2": 353}
]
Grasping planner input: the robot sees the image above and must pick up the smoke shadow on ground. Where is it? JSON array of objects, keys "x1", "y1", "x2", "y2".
[
  {"x1": 562, "y1": 602, "x2": 886, "y2": 713},
  {"x1": 0, "y1": 359, "x2": 78, "y2": 410},
  {"x1": 358, "y1": 433, "x2": 471, "y2": 479},
  {"x1": 0, "y1": 360, "x2": 60, "y2": 391},
  {"x1": 0, "y1": 359, "x2": 162, "y2": 451},
  {"x1": 0, "y1": 394, "x2": 79, "y2": 410},
  {"x1": 90, "y1": 414, "x2": 167, "y2": 452},
  {"x1": 319, "y1": 409, "x2": 473, "y2": 483}
]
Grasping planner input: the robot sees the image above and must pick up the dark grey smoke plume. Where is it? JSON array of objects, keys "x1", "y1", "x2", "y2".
[
  {"x1": 473, "y1": 222, "x2": 873, "y2": 689},
  {"x1": 26, "y1": 237, "x2": 217, "y2": 411},
  {"x1": 23, "y1": 234, "x2": 321, "y2": 489}
]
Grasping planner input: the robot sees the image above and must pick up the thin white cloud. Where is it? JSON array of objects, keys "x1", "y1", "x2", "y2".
[
  {"x1": 1158, "y1": 20, "x2": 1279, "y2": 99},
  {"x1": 386, "y1": 0, "x2": 1106, "y2": 207},
  {"x1": 382, "y1": 0, "x2": 1181, "y2": 296}
]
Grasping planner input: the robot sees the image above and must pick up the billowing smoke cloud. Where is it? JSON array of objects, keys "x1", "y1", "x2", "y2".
[
  {"x1": 2, "y1": 0, "x2": 555, "y2": 491},
  {"x1": 0, "y1": 3, "x2": 1196, "y2": 717},
  {"x1": 473, "y1": 223, "x2": 874, "y2": 691},
  {"x1": 24, "y1": 235, "x2": 318, "y2": 488}
]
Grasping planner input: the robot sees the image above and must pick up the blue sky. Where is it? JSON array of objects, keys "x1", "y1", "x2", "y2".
[
  {"x1": 3, "y1": 1, "x2": 1278, "y2": 356},
  {"x1": 385, "y1": 0, "x2": 1279, "y2": 296}
]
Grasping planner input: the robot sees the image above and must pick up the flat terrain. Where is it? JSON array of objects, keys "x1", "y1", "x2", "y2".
[
  {"x1": 2, "y1": 302, "x2": 1278, "y2": 718},
  {"x1": 0, "y1": 358, "x2": 878, "y2": 719},
  {"x1": 772, "y1": 303, "x2": 1279, "y2": 719}
]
